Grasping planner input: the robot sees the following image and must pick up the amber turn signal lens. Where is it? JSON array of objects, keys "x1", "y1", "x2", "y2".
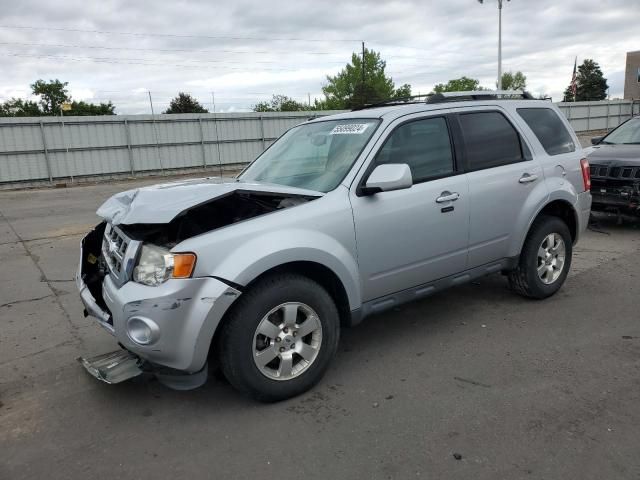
[{"x1": 172, "y1": 253, "x2": 197, "y2": 278}]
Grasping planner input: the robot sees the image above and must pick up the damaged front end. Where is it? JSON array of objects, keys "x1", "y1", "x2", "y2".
[
  {"x1": 77, "y1": 179, "x2": 321, "y2": 389},
  {"x1": 590, "y1": 163, "x2": 640, "y2": 217}
]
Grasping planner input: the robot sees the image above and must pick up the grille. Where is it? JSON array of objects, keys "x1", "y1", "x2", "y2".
[
  {"x1": 590, "y1": 164, "x2": 640, "y2": 179},
  {"x1": 103, "y1": 225, "x2": 128, "y2": 275},
  {"x1": 101, "y1": 224, "x2": 139, "y2": 286}
]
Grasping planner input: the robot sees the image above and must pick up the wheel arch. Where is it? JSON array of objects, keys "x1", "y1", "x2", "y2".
[
  {"x1": 514, "y1": 198, "x2": 578, "y2": 258},
  {"x1": 209, "y1": 261, "x2": 355, "y2": 366}
]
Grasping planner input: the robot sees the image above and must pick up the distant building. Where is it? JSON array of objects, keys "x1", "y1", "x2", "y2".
[{"x1": 624, "y1": 51, "x2": 640, "y2": 99}]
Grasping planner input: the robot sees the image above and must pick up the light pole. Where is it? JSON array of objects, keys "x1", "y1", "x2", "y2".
[{"x1": 478, "y1": 0, "x2": 510, "y2": 90}]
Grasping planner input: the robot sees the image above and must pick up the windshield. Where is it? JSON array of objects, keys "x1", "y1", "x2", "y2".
[
  {"x1": 602, "y1": 118, "x2": 640, "y2": 144},
  {"x1": 240, "y1": 119, "x2": 379, "y2": 192}
]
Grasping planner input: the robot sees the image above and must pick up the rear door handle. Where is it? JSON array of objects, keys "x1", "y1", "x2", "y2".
[
  {"x1": 435, "y1": 191, "x2": 460, "y2": 203},
  {"x1": 519, "y1": 173, "x2": 538, "y2": 184}
]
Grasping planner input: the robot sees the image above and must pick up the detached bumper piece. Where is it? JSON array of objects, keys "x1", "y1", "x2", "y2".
[{"x1": 79, "y1": 350, "x2": 144, "y2": 384}]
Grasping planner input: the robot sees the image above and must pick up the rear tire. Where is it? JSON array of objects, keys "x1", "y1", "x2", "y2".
[
  {"x1": 219, "y1": 273, "x2": 340, "y2": 402},
  {"x1": 508, "y1": 215, "x2": 572, "y2": 299}
]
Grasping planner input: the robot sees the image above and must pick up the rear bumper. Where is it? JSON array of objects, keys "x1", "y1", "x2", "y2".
[
  {"x1": 575, "y1": 190, "x2": 592, "y2": 242},
  {"x1": 77, "y1": 233, "x2": 241, "y2": 373}
]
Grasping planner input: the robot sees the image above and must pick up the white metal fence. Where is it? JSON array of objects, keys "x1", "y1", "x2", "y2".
[
  {"x1": 556, "y1": 99, "x2": 640, "y2": 132},
  {"x1": 0, "y1": 111, "x2": 339, "y2": 185},
  {"x1": 0, "y1": 100, "x2": 639, "y2": 187}
]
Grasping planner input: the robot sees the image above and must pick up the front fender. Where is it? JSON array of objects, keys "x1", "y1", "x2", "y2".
[{"x1": 209, "y1": 229, "x2": 361, "y2": 310}]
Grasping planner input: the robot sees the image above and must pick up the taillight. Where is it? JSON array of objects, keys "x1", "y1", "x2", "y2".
[{"x1": 580, "y1": 158, "x2": 591, "y2": 191}]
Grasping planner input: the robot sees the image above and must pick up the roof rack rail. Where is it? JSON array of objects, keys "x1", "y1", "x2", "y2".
[
  {"x1": 352, "y1": 94, "x2": 431, "y2": 111},
  {"x1": 426, "y1": 90, "x2": 534, "y2": 103},
  {"x1": 353, "y1": 90, "x2": 535, "y2": 111}
]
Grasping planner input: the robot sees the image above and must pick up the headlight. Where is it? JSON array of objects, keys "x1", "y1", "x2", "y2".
[{"x1": 133, "y1": 244, "x2": 196, "y2": 286}]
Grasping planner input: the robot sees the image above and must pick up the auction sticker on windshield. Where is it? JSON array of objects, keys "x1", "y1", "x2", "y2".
[{"x1": 330, "y1": 124, "x2": 369, "y2": 135}]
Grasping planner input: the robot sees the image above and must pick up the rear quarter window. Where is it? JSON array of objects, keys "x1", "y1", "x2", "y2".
[{"x1": 517, "y1": 108, "x2": 575, "y2": 155}]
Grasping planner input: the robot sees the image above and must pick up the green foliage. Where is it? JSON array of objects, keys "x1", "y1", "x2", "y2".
[
  {"x1": 164, "y1": 92, "x2": 208, "y2": 114},
  {"x1": 500, "y1": 71, "x2": 527, "y2": 90},
  {"x1": 576, "y1": 59, "x2": 608, "y2": 101},
  {"x1": 31, "y1": 79, "x2": 70, "y2": 115},
  {"x1": 0, "y1": 79, "x2": 116, "y2": 116},
  {"x1": 433, "y1": 77, "x2": 483, "y2": 93},
  {"x1": 563, "y1": 59, "x2": 608, "y2": 101},
  {"x1": 68, "y1": 100, "x2": 116, "y2": 116},
  {"x1": 321, "y1": 48, "x2": 411, "y2": 109},
  {"x1": 0, "y1": 98, "x2": 41, "y2": 117},
  {"x1": 253, "y1": 94, "x2": 309, "y2": 112}
]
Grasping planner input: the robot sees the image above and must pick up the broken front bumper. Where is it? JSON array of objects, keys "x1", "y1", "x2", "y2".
[
  {"x1": 591, "y1": 187, "x2": 640, "y2": 215},
  {"x1": 590, "y1": 165, "x2": 640, "y2": 215},
  {"x1": 77, "y1": 236, "x2": 241, "y2": 373}
]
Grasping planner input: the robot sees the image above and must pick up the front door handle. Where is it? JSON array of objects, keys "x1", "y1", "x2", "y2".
[
  {"x1": 435, "y1": 191, "x2": 460, "y2": 203},
  {"x1": 519, "y1": 173, "x2": 538, "y2": 184}
]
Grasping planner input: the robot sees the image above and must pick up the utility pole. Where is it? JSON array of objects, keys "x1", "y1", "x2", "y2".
[
  {"x1": 147, "y1": 90, "x2": 155, "y2": 115},
  {"x1": 478, "y1": 0, "x2": 510, "y2": 90},
  {"x1": 148, "y1": 91, "x2": 163, "y2": 172}
]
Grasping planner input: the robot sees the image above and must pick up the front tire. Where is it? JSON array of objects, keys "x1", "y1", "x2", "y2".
[
  {"x1": 219, "y1": 273, "x2": 340, "y2": 402},
  {"x1": 508, "y1": 215, "x2": 573, "y2": 299}
]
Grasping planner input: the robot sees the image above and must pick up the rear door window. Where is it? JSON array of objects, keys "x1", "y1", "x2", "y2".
[
  {"x1": 458, "y1": 111, "x2": 524, "y2": 171},
  {"x1": 517, "y1": 108, "x2": 575, "y2": 155}
]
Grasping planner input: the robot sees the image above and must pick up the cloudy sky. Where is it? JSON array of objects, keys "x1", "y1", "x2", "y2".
[{"x1": 0, "y1": 0, "x2": 637, "y2": 114}]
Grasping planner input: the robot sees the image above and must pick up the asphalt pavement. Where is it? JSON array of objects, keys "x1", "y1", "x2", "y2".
[{"x1": 1, "y1": 178, "x2": 639, "y2": 480}]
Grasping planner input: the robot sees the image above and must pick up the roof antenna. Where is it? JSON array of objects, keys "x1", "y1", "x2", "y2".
[{"x1": 211, "y1": 91, "x2": 223, "y2": 180}]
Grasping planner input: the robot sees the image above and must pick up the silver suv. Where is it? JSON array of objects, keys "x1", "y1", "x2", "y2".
[{"x1": 77, "y1": 91, "x2": 592, "y2": 401}]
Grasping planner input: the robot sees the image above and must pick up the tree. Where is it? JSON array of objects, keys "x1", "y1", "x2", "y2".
[
  {"x1": 433, "y1": 77, "x2": 483, "y2": 93},
  {"x1": 576, "y1": 59, "x2": 608, "y2": 101},
  {"x1": 253, "y1": 94, "x2": 308, "y2": 112},
  {"x1": 500, "y1": 71, "x2": 527, "y2": 90},
  {"x1": 0, "y1": 98, "x2": 41, "y2": 117},
  {"x1": 31, "y1": 79, "x2": 70, "y2": 115},
  {"x1": 321, "y1": 48, "x2": 411, "y2": 109},
  {"x1": 0, "y1": 79, "x2": 116, "y2": 117},
  {"x1": 164, "y1": 92, "x2": 208, "y2": 114},
  {"x1": 68, "y1": 100, "x2": 116, "y2": 116},
  {"x1": 563, "y1": 59, "x2": 608, "y2": 101}
]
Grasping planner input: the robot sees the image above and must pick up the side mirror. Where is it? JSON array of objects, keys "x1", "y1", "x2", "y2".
[
  {"x1": 591, "y1": 136, "x2": 604, "y2": 145},
  {"x1": 362, "y1": 164, "x2": 412, "y2": 195}
]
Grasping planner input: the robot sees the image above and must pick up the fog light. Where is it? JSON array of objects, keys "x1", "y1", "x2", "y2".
[{"x1": 126, "y1": 316, "x2": 160, "y2": 345}]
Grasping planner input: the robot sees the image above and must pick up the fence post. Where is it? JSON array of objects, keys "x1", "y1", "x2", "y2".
[
  {"x1": 619, "y1": 102, "x2": 622, "y2": 127},
  {"x1": 124, "y1": 119, "x2": 135, "y2": 175},
  {"x1": 39, "y1": 120, "x2": 53, "y2": 183},
  {"x1": 586, "y1": 103, "x2": 591, "y2": 131},
  {"x1": 259, "y1": 115, "x2": 266, "y2": 151},
  {"x1": 605, "y1": 102, "x2": 610, "y2": 131},
  {"x1": 199, "y1": 117, "x2": 207, "y2": 169},
  {"x1": 151, "y1": 115, "x2": 164, "y2": 173}
]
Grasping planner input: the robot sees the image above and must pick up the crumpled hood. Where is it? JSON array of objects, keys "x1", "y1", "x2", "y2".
[
  {"x1": 96, "y1": 177, "x2": 323, "y2": 225},
  {"x1": 586, "y1": 145, "x2": 640, "y2": 165}
]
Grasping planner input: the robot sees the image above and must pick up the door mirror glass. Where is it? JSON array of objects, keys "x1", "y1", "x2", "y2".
[
  {"x1": 363, "y1": 164, "x2": 413, "y2": 194},
  {"x1": 591, "y1": 136, "x2": 604, "y2": 145}
]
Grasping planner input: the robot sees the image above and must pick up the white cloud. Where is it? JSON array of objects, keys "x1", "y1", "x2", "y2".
[{"x1": 0, "y1": 0, "x2": 637, "y2": 112}]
